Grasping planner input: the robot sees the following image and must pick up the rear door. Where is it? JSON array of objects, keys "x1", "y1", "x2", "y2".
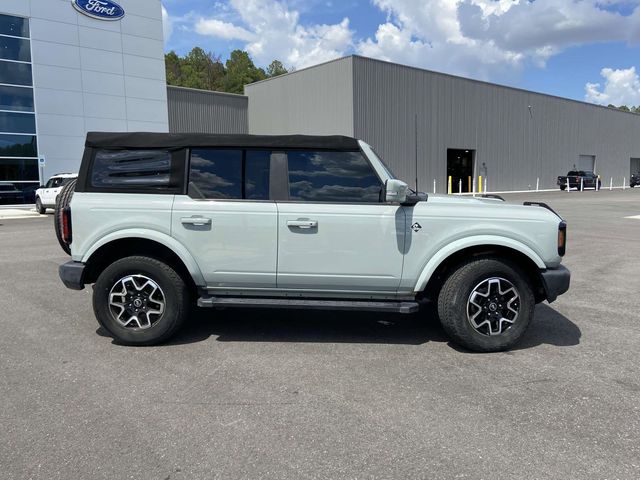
[
  {"x1": 275, "y1": 149, "x2": 405, "y2": 293},
  {"x1": 171, "y1": 148, "x2": 278, "y2": 289}
]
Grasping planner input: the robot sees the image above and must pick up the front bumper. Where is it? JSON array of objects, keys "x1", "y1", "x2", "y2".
[
  {"x1": 540, "y1": 265, "x2": 570, "y2": 303},
  {"x1": 59, "y1": 261, "x2": 86, "y2": 290}
]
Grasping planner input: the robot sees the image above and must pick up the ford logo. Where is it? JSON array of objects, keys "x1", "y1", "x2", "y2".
[{"x1": 72, "y1": 0, "x2": 125, "y2": 21}]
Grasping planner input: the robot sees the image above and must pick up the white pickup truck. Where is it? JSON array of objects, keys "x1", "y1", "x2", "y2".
[{"x1": 57, "y1": 133, "x2": 570, "y2": 351}]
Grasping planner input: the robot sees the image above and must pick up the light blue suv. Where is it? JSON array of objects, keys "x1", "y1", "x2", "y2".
[{"x1": 58, "y1": 133, "x2": 570, "y2": 351}]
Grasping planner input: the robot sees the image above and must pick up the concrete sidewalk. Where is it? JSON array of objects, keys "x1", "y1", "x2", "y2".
[{"x1": 0, "y1": 208, "x2": 46, "y2": 220}]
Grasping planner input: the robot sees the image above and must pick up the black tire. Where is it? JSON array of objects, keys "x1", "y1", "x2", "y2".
[
  {"x1": 597, "y1": 181, "x2": 602, "y2": 190},
  {"x1": 35, "y1": 197, "x2": 46, "y2": 214},
  {"x1": 437, "y1": 257, "x2": 535, "y2": 352},
  {"x1": 560, "y1": 185, "x2": 566, "y2": 191},
  {"x1": 93, "y1": 256, "x2": 190, "y2": 346},
  {"x1": 54, "y1": 179, "x2": 76, "y2": 255}
]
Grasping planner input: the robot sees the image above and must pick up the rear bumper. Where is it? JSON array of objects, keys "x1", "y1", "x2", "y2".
[
  {"x1": 540, "y1": 265, "x2": 570, "y2": 303},
  {"x1": 59, "y1": 261, "x2": 86, "y2": 290}
]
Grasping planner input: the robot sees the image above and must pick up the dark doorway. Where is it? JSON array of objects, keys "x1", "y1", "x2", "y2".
[
  {"x1": 631, "y1": 157, "x2": 640, "y2": 176},
  {"x1": 447, "y1": 149, "x2": 475, "y2": 193}
]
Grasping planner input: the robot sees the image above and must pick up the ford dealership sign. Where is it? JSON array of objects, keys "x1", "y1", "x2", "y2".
[{"x1": 72, "y1": 0, "x2": 125, "y2": 21}]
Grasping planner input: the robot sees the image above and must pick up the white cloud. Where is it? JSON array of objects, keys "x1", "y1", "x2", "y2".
[
  {"x1": 585, "y1": 67, "x2": 640, "y2": 106},
  {"x1": 195, "y1": 18, "x2": 256, "y2": 41},
  {"x1": 193, "y1": 0, "x2": 353, "y2": 69},
  {"x1": 161, "y1": 4, "x2": 173, "y2": 44},
  {"x1": 355, "y1": 0, "x2": 640, "y2": 78}
]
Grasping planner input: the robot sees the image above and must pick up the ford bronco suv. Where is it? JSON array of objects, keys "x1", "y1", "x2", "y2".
[
  {"x1": 57, "y1": 133, "x2": 570, "y2": 352},
  {"x1": 35, "y1": 173, "x2": 78, "y2": 213}
]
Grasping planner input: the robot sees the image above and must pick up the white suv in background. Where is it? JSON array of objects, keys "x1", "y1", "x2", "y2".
[{"x1": 35, "y1": 173, "x2": 77, "y2": 213}]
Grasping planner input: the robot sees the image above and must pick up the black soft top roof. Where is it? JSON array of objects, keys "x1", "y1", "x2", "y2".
[{"x1": 85, "y1": 132, "x2": 360, "y2": 150}]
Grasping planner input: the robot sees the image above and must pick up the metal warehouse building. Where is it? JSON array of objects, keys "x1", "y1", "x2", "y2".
[{"x1": 245, "y1": 55, "x2": 640, "y2": 193}]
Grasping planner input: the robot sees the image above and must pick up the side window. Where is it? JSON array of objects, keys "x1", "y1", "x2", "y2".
[
  {"x1": 188, "y1": 149, "x2": 270, "y2": 200},
  {"x1": 245, "y1": 150, "x2": 270, "y2": 200},
  {"x1": 91, "y1": 149, "x2": 180, "y2": 192},
  {"x1": 189, "y1": 149, "x2": 242, "y2": 199},
  {"x1": 287, "y1": 150, "x2": 382, "y2": 203},
  {"x1": 44, "y1": 178, "x2": 54, "y2": 188}
]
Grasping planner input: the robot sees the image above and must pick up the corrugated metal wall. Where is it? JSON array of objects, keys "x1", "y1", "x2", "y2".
[
  {"x1": 245, "y1": 57, "x2": 354, "y2": 136},
  {"x1": 168, "y1": 86, "x2": 248, "y2": 134},
  {"x1": 352, "y1": 56, "x2": 640, "y2": 192}
]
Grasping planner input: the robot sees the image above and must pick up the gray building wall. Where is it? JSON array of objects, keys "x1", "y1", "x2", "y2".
[
  {"x1": 246, "y1": 55, "x2": 640, "y2": 193},
  {"x1": 246, "y1": 57, "x2": 353, "y2": 136},
  {"x1": 168, "y1": 86, "x2": 248, "y2": 134}
]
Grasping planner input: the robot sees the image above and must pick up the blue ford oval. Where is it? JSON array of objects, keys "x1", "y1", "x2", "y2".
[{"x1": 72, "y1": 0, "x2": 125, "y2": 21}]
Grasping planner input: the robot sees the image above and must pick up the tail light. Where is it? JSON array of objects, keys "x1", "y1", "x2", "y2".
[
  {"x1": 558, "y1": 221, "x2": 567, "y2": 256},
  {"x1": 62, "y1": 207, "x2": 72, "y2": 245}
]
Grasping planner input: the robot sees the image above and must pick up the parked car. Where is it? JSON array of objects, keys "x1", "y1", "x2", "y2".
[
  {"x1": 35, "y1": 173, "x2": 78, "y2": 213},
  {"x1": 0, "y1": 183, "x2": 24, "y2": 205},
  {"x1": 557, "y1": 170, "x2": 601, "y2": 191},
  {"x1": 57, "y1": 132, "x2": 570, "y2": 352},
  {"x1": 631, "y1": 172, "x2": 640, "y2": 188}
]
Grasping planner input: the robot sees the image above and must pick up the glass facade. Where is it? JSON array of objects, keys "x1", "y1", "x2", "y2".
[{"x1": 0, "y1": 13, "x2": 37, "y2": 204}]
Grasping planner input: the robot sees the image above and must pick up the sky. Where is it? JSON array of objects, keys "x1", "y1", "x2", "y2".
[{"x1": 161, "y1": 0, "x2": 640, "y2": 106}]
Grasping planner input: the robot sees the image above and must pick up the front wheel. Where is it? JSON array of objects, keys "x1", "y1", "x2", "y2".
[
  {"x1": 437, "y1": 258, "x2": 535, "y2": 352},
  {"x1": 560, "y1": 185, "x2": 566, "y2": 191},
  {"x1": 93, "y1": 256, "x2": 190, "y2": 345}
]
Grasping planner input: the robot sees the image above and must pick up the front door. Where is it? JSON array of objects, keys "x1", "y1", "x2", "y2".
[
  {"x1": 276, "y1": 149, "x2": 406, "y2": 293},
  {"x1": 171, "y1": 148, "x2": 278, "y2": 289}
]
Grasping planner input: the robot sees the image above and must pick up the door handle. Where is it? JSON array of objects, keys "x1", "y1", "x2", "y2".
[
  {"x1": 181, "y1": 216, "x2": 211, "y2": 226},
  {"x1": 287, "y1": 219, "x2": 318, "y2": 229}
]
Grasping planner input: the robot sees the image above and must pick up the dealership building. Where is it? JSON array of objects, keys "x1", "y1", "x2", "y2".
[{"x1": 1, "y1": 0, "x2": 639, "y2": 204}]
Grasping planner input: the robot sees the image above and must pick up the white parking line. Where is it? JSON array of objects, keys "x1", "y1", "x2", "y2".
[{"x1": 625, "y1": 215, "x2": 640, "y2": 220}]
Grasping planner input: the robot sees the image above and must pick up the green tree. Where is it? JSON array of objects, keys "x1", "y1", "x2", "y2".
[
  {"x1": 164, "y1": 48, "x2": 225, "y2": 91},
  {"x1": 618, "y1": 105, "x2": 631, "y2": 112},
  {"x1": 165, "y1": 51, "x2": 183, "y2": 86},
  {"x1": 266, "y1": 60, "x2": 288, "y2": 78},
  {"x1": 223, "y1": 50, "x2": 266, "y2": 94}
]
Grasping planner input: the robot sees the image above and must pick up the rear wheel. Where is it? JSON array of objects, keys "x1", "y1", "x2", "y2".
[
  {"x1": 93, "y1": 256, "x2": 190, "y2": 345},
  {"x1": 437, "y1": 257, "x2": 535, "y2": 352},
  {"x1": 35, "y1": 197, "x2": 46, "y2": 214}
]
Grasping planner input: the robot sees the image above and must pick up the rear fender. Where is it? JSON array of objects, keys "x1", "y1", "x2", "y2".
[{"x1": 80, "y1": 228, "x2": 205, "y2": 286}]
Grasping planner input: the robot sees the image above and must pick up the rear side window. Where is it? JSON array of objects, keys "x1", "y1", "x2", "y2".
[
  {"x1": 91, "y1": 149, "x2": 182, "y2": 192},
  {"x1": 188, "y1": 149, "x2": 270, "y2": 200},
  {"x1": 287, "y1": 150, "x2": 382, "y2": 203}
]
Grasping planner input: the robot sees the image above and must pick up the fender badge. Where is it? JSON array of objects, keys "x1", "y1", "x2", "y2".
[{"x1": 411, "y1": 222, "x2": 422, "y2": 232}]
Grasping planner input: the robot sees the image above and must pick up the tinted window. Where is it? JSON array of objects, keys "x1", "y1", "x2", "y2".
[
  {"x1": 190, "y1": 149, "x2": 242, "y2": 199},
  {"x1": 0, "y1": 60, "x2": 32, "y2": 86},
  {"x1": 245, "y1": 150, "x2": 270, "y2": 200},
  {"x1": 0, "y1": 134, "x2": 37, "y2": 157},
  {"x1": 189, "y1": 149, "x2": 271, "y2": 200},
  {"x1": 0, "y1": 158, "x2": 38, "y2": 181},
  {"x1": 0, "y1": 36, "x2": 30, "y2": 62},
  {"x1": 91, "y1": 150, "x2": 176, "y2": 190},
  {"x1": 0, "y1": 111, "x2": 35, "y2": 134},
  {"x1": 287, "y1": 151, "x2": 382, "y2": 203},
  {"x1": 0, "y1": 14, "x2": 29, "y2": 38},
  {"x1": 0, "y1": 85, "x2": 34, "y2": 112}
]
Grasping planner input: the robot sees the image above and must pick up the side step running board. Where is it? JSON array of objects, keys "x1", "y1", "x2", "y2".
[{"x1": 197, "y1": 296, "x2": 420, "y2": 314}]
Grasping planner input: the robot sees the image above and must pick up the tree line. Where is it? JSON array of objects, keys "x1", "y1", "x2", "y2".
[
  {"x1": 165, "y1": 48, "x2": 289, "y2": 94},
  {"x1": 607, "y1": 104, "x2": 640, "y2": 114}
]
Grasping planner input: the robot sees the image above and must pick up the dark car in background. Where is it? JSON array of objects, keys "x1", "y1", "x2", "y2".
[
  {"x1": 631, "y1": 172, "x2": 640, "y2": 188},
  {"x1": 557, "y1": 171, "x2": 601, "y2": 191}
]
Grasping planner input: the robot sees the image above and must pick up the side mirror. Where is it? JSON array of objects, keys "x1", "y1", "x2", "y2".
[{"x1": 385, "y1": 179, "x2": 409, "y2": 204}]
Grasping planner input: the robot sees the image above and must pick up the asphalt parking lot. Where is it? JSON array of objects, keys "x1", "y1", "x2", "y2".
[{"x1": 1, "y1": 188, "x2": 639, "y2": 479}]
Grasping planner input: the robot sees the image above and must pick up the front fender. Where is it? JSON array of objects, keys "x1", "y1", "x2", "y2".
[
  {"x1": 80, "y1": 228, "x2": 205, "y2": 286},
  {"x1": 413, "y1": 235, "x2": 546, "y2": 292}
]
